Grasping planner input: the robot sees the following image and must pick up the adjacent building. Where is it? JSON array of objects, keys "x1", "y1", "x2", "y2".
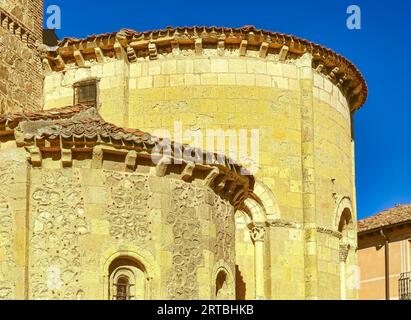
[{"x1": 358, "y1": 205, "x2": 411, "y2": 300}]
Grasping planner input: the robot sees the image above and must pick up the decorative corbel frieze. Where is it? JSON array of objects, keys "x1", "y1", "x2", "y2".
[
  {"x1": 148, "y1": 42, "x2": 158, "y2": 60},
  {"x1": 26, "y1": 146, "x2": 42, "y2": 167},
  {"x1": 279, "y1": 45, "x2": 289, "y2": 62},
  {"x1": 217, "y1": 40, "x2": 225, "y2": 56},
  {"x1": 181, "y1": 161, "x2": 195, "y2": 181},
  {"x1": 194, "y1": 38, "x2": 202, "y2": 56},
  {"x1": 54, "y1": 54, "x2": 65, "y2": 69},
  {"x1": 61, "y1": 148, "x2": 72, "y2": 167},
  {"x1": 259, "y1": 42, "x2": 269, "y2": 58},
  {"x1": 94, "y1": 47, "x2": 105, "y2": 63},
  {"x1": 126, "y1": 46, "x2": 137, "y2": 63},
  {"x1": 2, "y1": 16, "x2": 8, "y2": 29},
  {"x1": 114, "y1": 41, "x2": 126, "y2": 60},
  {"x1": 92, "y1": 146, "x2": 103, "y2": 169},
  {"x1": 315, "y1": 63, "x2": 324, "y2": 73},
  {"x1": 327, "y1": 67, "x2": 339, "y2": 81},
  {"x1": 73, "y1": 50, "x2": 85, "y2": 67},
  {"x1": 15, "y1": 26, "x2": 21, "y2": 38},
  {"x1": 42, "y1": 58, "x2": 52, "y2": 73},
  {"x1": 239, "y1": 40, "x2": 248, "y2": 56},
  {"x1": 125, "y1": 150, "x2": 137, "y2": 171},
  {"x1": 203, "y1": 167, "x2": 220, "y2": 187},
  {"x1": 170, "y1": 40, "x2": 179, "y2": 56},
  {"x1": 155, "y1": 155, "x2": 171, "y2": 177}
]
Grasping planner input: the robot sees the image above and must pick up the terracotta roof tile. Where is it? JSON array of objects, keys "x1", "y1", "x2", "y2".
[
  {"x1": 0, "y1": 105, "x2": 253, "y2": 179},
  {"x1": 0, "y1": 105, "x2": 157, "y2": 143},
  {"x1": 358, "y1": 205, "x2": 411, "y2": 233}
]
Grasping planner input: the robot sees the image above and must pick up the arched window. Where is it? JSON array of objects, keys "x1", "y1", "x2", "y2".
[
  {"x1": 108, "y1": 257, "x2": 146, "y2": 300},
  {"x1": 215, "y1": 270, "x2": 229, "y2": 300},
  {"x1": 338, "y1": 207, "x2": 355, "y2": 300},
  {"x1": 115, "y1": 276, "x2": 131, "y2": 300}
]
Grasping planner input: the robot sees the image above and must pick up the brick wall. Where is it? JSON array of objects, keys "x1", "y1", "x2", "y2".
[{"x1": 0, "y1": 0, "x2": 43, "y2": 112}]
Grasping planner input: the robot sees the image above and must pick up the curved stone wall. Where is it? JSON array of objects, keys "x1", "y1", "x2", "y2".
[{"x1": 42, "y1": 27, "x2": 365, "y2": 300}]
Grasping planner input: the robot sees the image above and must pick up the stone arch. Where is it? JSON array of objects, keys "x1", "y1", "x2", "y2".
[
  {"x1": 251, "y1": 181, "x2": 281, "y2": 222},
  {"x1": 334, "y1": 197, "x2": 356, "y2": 300},
  {"x1": 212, "y1": 261, "x2": 235, "y2": 300},
  {"x1": 109, "y1": 261, "x2": 145, "y2": 300},
  {"x1": 101, "y1": 247, "x2": 160, "y2": 300},
  {"x1": 244, "y1": 197, "x2": 266, "y2": 225},
  {"x1": 234, "y1": 180, "x2": 279, "y2": 300},
  {"x1": 334, "y1": 197, "x2": 354, "y2": 231}
]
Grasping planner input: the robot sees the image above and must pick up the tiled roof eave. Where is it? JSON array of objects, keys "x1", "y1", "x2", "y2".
[
  {"x1": 358, "y1": 205, "x2": 411, "y2": 234},
  {"x1": 43, "y1": 25, "x2": 367, "y2": 112}
]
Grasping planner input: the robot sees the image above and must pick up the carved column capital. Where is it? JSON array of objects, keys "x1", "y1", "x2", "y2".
[
  {"x1": 339, "y1": 243, "x2": 350, "y2": 263},
  {"x1": 250, "y1": 224, "x2": 265, "y2": 242}
]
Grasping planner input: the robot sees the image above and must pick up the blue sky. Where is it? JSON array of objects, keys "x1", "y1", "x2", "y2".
[{"x1": 44, "y1": 0, "x2": 411, "y2": 219}]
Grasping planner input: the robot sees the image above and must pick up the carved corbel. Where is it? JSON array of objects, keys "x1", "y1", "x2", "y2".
[
  {"x1": 155, "y1": 155, "x2": 171, "y2": 177},
  {"x1": 15, "y1": 26, "x2": 21, "y2": 38},
  {"x1": 195, "y1": 38, "x2": 203, "y2": 56},
  {"x1": 247, "y1": 31, "x2": 255, "y2": 42},
  {"x1": 125, "y1": 150, "x2": 138, "y2": 171},
  {"x1": 26, "y1": 146, "x2": 42, "y2": 167},
  {"x1": 224, "y1": 180, "x2": 238, "y2": 198},
  {"x1": 54, "y1": 54, "x2": 65, "y2": 70},
  {"x1": 170, "y1": 40, "x2": 179, "y2": 56},
  {"x1": 14, "y1": 129, "x2": 25, "y2": 147},
  {"x1": 327, "y1": 67, "x2": 339, "y2": 81},
  {"x1": 239, "y1": 40, "x2": 248, "y2": 56},
  {"x1": 114, "y1": 41, "x2": 126, "y2": 60},
  {"x1": 126, "y1": 46, "x2": 137, "y2": 63},
  {"x1": 148, "y1": 42, "x2": 158, "y2": 60},
  {"x1": 61, "y1": 148, "x2": 73, "y2": 167},
  {"x1": 217, "y1": 40, "x2": 225, "y2": 56},
  {"x1": 203, "y1": 167, "x2": 220, "y2": 187},
  {"x1": 2, "y1": 16, "x2": 8, "y2": 29},
  {"x1": 42, "y1": 58, "x2": 52, "y2": 73},
  {"x1": 181, "y1": 162, "x2": 195, "y2": 181},
  {"x1": 315, "y1": 63, "x2": 324, "y2": 73},
  {"x1": 92, "y1": 146, "x2": 103, "y2": 169},
  {"x1": 94, "y1": 47, "x2": 105, "y2": 63},
  {"x1": 259, "y1": 42, "x2": 269, "y2": 58},
  {"x1": 73, "y1": 50, "x2": 85, "y2": 67},
  {"x1": 279, "y1": 45, "x2": 289, "y2": 62}
]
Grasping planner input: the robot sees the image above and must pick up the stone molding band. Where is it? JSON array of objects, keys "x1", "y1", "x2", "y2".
[{"x1": 267, "y1": 219, "x2": 343, "y2": 239}]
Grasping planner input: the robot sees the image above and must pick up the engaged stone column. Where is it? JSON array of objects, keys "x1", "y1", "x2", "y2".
[
  {"x1": 339, "y1": 243, "x2": 350, "y2": 300},
  {"x1": 250, "y1": 224, "x2": 265, "y2": 299},
  {"x1": 298, "y1": 53, "x2": 319, "y2": 299}
]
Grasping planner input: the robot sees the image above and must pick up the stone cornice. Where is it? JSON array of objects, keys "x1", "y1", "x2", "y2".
[
  {"x1": 44, "y1": 25, "x2": 367, "y2": 112},
  {"x1": 0, "y1": 104, "x2": 253, "y2": 209}
]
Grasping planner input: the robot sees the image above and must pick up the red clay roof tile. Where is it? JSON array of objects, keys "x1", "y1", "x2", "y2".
[{"x1": 358, "y1": 204, "x2": 411, "y2": 233}]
